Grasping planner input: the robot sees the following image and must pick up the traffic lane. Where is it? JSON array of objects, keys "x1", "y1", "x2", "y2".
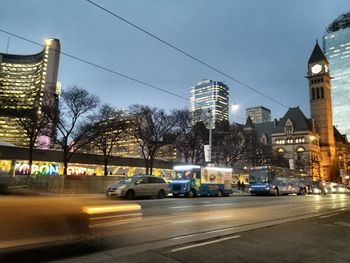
[
  {"x1": 0, "y1": 195, "x2": 349, "y2": 262},
  {"x1": 130, "y1": 194, "x2": 350, "y2": 216},
  {"x1": 157, "y1": 209, "x2": 350, "y2": 263},
  {"x1": 85, "y1": 194, "x2": 350, "y2": 248},
  {"x1": 0, "y1": 194, "x2": 349, "y2": 251}
]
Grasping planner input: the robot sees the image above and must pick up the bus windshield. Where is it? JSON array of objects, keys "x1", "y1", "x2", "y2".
[{"x1": 250, "y1": 169, "x2": 269, "y2": 183}]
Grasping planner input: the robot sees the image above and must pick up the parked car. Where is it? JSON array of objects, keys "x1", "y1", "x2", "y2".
[
  {"x1": 333, "y1": 184, "x2": 349, "y2": 193},
  {"x1": 106, "y1": 175, "x2": 168, "y2": 200},
  {"x1": 309, "y1": 182, "x2": 322, "y2": 195}
]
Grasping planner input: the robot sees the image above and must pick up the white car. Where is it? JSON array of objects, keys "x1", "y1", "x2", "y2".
[{"x1": 106, "y1": 175, "x2": 168, "y2": 200}]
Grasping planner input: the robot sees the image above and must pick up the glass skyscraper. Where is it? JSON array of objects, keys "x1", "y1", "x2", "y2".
[
  {"x1": 0, "y1": 39, "x2": 60, "y2": 147},
  {"x1": 323, "y1": 11, "x2": 350, "y2": 140},
  {"x1": 190, "y1": 79, "x2": 229, "y2": 126}
]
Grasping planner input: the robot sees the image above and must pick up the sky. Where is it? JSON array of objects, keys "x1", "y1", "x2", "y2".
[{"x1": 1, "y1": 0, "x2": 349, "y2": 124}]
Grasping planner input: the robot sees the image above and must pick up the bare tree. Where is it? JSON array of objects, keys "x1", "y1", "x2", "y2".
[
  {"x1": 91, "y1": 104, "x2": 126, "y2": 176},
  {"x1": 270, "y1": 152, "x2": 289, "y2": 167},
  {"x1": 49, "y1": 86, "x2": 100, "y2": 175},
  {"x1": 1, "y1": 98, "x2": 53, "y2": 176},
  {"x1": 173, "y1": 109, "x2": 208, "y2": 164},
  {"x1": 212, "y1": 121, "x2": 246, "y2": 168},
  {"x1": 127, "y1": 105, "x2": 176, "y2": 175}
]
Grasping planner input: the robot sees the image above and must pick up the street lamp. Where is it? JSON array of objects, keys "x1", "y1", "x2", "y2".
[{"x1": 208, "y1": 108, "x2": 213, "y2": 164}]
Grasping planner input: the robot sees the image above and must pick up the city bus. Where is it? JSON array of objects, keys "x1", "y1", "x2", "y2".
[
  {"x1": 169, "y1": 165, "x2": 233, "y2": 197},
  {"x1": 249, "y1": 166, "x2": 310, "y2": 196}
]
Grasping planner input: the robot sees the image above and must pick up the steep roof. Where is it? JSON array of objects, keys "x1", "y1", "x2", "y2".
[
  {"x1": 308, "y1": 41, "x2": 328, "y2": 64},
  {"x1": 244, "y1": 116, "x2": 255, "y2": 129},
  {"x1": 333, "y1": 126, "x2": 349, "y2": 144},
  {"x1": 255, "y1": 121, "x2": 276, "y2": 145},
  {"x1": 272, "y1": 107, "x2": 312, "y2": 133}
]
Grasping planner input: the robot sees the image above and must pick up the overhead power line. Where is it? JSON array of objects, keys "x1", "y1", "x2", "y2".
[
  {"x1": 85, "y1": 0, "x2": 289, "y2": 109},
  {"x1": 0, "y1": 28, "x2": 188, "y2": 101}
]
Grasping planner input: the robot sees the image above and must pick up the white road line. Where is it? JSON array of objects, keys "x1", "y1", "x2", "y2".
[
  {"x1": 170, "y1": 235, "x2": 241, "y2": 252},
  {"x1": 170, "y1": 220, "x2": 193, "y2": 224},
  {"x1": 202, "y1": 215, "x2": 231, "y2": 221},
  {"x1": 319, "y1": 213, "x2": 340, "y2": 219},
  {"x1": 170, "y1": 205, "x2": 194, "y2": 209},
  {"x1": 203, "y1": 203, "x2": 230, "y2": 207},
  {"x1": 172, "y1": 234, "x2": 198, "y2": 240}
]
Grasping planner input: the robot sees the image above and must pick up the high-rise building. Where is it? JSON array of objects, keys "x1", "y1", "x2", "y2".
[
  {"x1": 190, "y1": 79, "x2": 229, "y2": 125},
  {"x1": 0, "y1": 39, "x2": 60, "y2": 147},
  {"x1": 323, "y1": 11, "x2": 350, "y2": 140},
  {"x1": 246, "y1": 106, "x2": 271, "y2": 124}
]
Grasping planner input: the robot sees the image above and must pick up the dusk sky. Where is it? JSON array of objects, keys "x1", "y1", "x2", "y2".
[{"x1": 1, "y1": 0, "x2": 349, "y2": 123}]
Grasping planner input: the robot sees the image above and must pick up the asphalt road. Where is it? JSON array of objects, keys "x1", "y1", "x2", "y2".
[{"x1": 0, "y1": 193, "x2": 349, "y2": 262}]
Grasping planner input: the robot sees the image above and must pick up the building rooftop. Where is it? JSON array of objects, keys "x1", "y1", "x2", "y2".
[
  {"x1": 273, "y1": 107, "x2": 312, "y2": 133},
  {"x1": 308, "y1": 41, "x2": 328, "y2": 64}
]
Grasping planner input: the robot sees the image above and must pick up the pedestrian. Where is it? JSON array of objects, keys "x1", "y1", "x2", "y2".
[
  {"x1": 237, "y1": 180, "x2": 241, "y2": 192},
  {"x1": 241, "y1": 181, "x2": 245, "y2": 193}
]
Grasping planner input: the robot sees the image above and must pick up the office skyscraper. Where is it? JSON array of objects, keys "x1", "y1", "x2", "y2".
[
  {"x1": 190, "y1": 79, "x2": 229, "y2": 126},
  {"x1": 323, "y1": 11, "x2": 350, "y2": 140},
  {"x1": 0, "y1": 39, "x2": 60, "y2": 147},
  {"x1": 246, "y1": 106, "x2": 271, "y2": 124}
]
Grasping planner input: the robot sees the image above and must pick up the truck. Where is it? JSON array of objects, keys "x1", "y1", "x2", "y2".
[{"x1": 169, "y1": 165, "x2": 233, "y2": 197}]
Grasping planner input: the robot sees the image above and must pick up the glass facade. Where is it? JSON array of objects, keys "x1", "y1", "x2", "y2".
[
  {"x1": 190, "y1": 79, "x2": 229, "y2": 125},
  {"x1": 323, "y1": 13, "x2": 350, "y2": 140},
  {"x1": 0, "y1": 39, "x2": 60, "y2": 147},
  {"x1": 246, "y1": 106, "x2": 271, "y2": 124}
]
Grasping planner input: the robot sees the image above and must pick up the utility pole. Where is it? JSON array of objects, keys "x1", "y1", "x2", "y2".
[
  {"x1": 6, "y1": 37, "x2": 10, "y2": 53},
  {"x1": 208, "y1": 108, "x2": 212, "y2": 163}
]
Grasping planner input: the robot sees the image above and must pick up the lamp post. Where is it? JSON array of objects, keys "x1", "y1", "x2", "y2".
[{"x1": 208, "y1": 108, "x2": 213, "y2": 163}]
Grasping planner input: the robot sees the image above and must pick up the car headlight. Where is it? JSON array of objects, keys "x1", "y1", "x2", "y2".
[{"x1": 313, "y1": 188, "x2": 321, "y2": 193}]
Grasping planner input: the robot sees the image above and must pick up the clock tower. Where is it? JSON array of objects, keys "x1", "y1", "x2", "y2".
[{"x1": 307, "y1": 41, "x2": 335, "y2": 181}]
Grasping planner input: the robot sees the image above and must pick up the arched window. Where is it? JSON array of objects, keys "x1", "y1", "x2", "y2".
[
  {"x1": 321, "y1": 87, "x2": 324, "y2": 99},
  {"x1": 296, "y1": 147, "x2": 305, "y2": 153},
  {"x1": 284, "y1": 119, "x2": 294, "y2": 134},
  {"x1": 277, "y1": 148, "x2": 285, "y2": 154},
  {"x1": 312, "y1": 88, "x2": 315, "y2": 100},
  {"x1": 260, "y1": 133, "x2": 268, "y2": 145},
  {"x1": 316, "y1": 88, "x2": 320, "y2": 99}
]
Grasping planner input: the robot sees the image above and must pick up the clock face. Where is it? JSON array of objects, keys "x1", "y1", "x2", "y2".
[{"x1": 311, "y1": 64, "x2": 322, "y2": 74}]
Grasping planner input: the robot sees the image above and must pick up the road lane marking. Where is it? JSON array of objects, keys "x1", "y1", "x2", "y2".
[
  {"x1": 202, "y1": 215, "x2": 231, "y2": 221},
  {"x1": 170, "y1": 235, "x2": 241, "y2": 252},
  {"x1": 319, "y1": 213, "x2": 339, "y2": 219},
  {"x1": 170, "y1": 219, "x2": 193, "y2": 224},
  {"x1": 170, "y1": 205, "x2": 194, "y2": 209},
  {"x1": 203, "y1": 203, "x2": 231, "y2": 207},
  {"x1": 172, "y1": 234, "x2": 198, "y2": 240}
]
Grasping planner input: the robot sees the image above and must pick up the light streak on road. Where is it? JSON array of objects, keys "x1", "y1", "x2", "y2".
[{"x1": 82, "y1": 204, "x2": 141, "y2": 214}]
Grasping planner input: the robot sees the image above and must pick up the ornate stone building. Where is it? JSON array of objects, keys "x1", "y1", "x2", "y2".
[{"x1": 246, "y1": 41, "x2": 350, "y2": 183}]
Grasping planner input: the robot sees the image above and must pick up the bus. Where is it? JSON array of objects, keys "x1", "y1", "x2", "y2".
[
  {"x1": 249, "y1": 166, "x2": 310, "y2": 196},
  {"x1": 169, "y1": 165, "x2": 233, "y2": 197}
]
